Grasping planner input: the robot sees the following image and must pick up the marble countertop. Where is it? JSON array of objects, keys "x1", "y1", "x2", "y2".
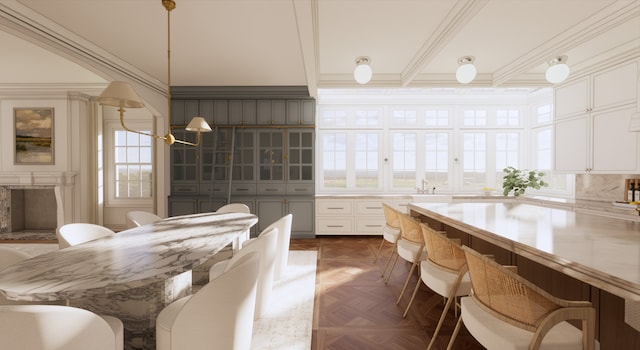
[
  {"x1": 0, "y1": 212, "x2": 257, "y2": 301},
  {"x1": 409, "y1": 202, "x2": 640, "y2": 301}
]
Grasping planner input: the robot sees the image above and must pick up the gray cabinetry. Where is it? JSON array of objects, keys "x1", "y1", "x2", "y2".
[{"x1": 168, "y1": 88, "x2": 315, "y2": 238}]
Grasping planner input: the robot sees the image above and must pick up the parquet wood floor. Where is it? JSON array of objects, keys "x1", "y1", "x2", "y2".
[{"x1": 290, "y1": 236, "x2": 484, "y2": 350}]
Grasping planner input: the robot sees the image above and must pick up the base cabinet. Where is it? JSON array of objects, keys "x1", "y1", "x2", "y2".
[
  {"x1": 256, "y1": 197, "x2": 314, "y2": 239},
  {"x1": 315, "y1": 197, "x2": 411, "y2": 235}
]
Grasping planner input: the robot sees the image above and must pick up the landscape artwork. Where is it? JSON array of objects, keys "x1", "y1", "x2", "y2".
[{"x1": 14, "y1": 108, "x2": 54, "y2": 164}]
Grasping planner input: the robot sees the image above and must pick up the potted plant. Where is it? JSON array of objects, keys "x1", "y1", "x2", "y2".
[{"x1": 501, "y1": 166, "x2": 548, "y2": 196}]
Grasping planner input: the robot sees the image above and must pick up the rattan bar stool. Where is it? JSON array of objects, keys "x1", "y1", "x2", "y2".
[
  {"x1": 384, "y1": 213, "x2": 426, "y2": 305},
  {"x1": 374, "y1": 203, "x2": 401, "y2": 278},
  {"x1": 401, "y1": 223, "x2": 471, "y2": 349},
  {"x1": 447, "y1": 246, "x2": 596, "y2": 350}
]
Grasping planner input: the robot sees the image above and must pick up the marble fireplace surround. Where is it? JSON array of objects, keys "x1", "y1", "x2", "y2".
[{"x1": 0, "y1": 172, "x2": 75, "y2": 241}]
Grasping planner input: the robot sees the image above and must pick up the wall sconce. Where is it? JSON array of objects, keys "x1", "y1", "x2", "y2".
[
  {"x1": 354, "y1": 56, "x2": 373, "y2": 84},
  {"x1": 545, "y1": 55, "x2": 570, "y2": 84},
  {"x1": 98, "y1": 0, "x2": 211, "y2": 146},
  {"x1": 456, "y1": 56, "x2": 476, "y2": 84}
]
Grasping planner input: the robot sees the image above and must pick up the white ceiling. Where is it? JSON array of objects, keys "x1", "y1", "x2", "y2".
[{"x1": 0, "y1": 0, "x2": 638, "y2": 99}]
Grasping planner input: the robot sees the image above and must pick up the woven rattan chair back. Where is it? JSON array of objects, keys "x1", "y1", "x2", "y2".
[
  {"x1": 383, "y1": 203, "x2": 400, "y2": 229},
  {"x1": 462, "y1": 246, "x2": 597, "y2": 348},
  {"x1": 421, "y1": 224, "x2": 466, "y2": 273},
  {"x1": 397, "y1": 213, "x2": 423, "y2": 245}
]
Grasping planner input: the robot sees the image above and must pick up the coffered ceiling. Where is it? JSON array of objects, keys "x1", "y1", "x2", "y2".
[{"x1": 0, "y1": 0, "x2": 638, "y2": 99}]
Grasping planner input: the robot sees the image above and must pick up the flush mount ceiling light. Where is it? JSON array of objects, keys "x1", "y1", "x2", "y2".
[
  {"x1": 354, "y1": 56, "x2": 373, "y2": 84},
  {"x1": 456, "y1": 56, "x2": 477, "y2": 84},
  {"x1": 98, "y1": 0, "x2": 211, "y2": 146},
  {"x1": 545, "y1": 55, "x2": 570, "y2": 84}
]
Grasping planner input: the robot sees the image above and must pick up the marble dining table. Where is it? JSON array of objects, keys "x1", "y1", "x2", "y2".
[{"x1": 0, "y1": 211, "x2": 258, "y2": 350}]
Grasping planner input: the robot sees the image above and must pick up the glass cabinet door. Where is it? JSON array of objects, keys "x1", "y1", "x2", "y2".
[
  {"x1": 288, "y1": 130, "x2": 314, "y2": 181},
  {"x1": 259, "y1": 130, "x2": 284, "y2": 181},
  {"x1": 171, "y1": 130, "x2": 198, "y2": 182},
  {"x1": 232, "y1": 129, "x2": 255, "y2": 181}
]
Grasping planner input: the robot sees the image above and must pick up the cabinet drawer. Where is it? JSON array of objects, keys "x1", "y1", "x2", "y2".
[
  {"x1": 257, "y1": 183, "x2": 285, "y2": 195},
  {"x1": 355, "y1": 219, "x2": 385, "y2": 234},
  {"x1": 316, "y1": 218, "x2": 353, "y2": 233},
  {"x1": 355, "y1": 201, "x2": 384, "y2": 215},
  {"x1": 172, "y1": 184, "x2": 198, "y2": 195},
  {"x1": 317, "y1": 200, "x2": 353, "y2": 215},
  {"x1": 286, "y1": 183, "x2": 314, "y2": 196},
  {"x1": 199, "y1": 184, "x2": 227, "y2": 196},
  {"x1": 231, "y1": 183, "x2": 257, "y2": 196}
]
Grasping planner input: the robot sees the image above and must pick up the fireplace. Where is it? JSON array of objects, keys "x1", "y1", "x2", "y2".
[{"x1": 0, "y1": 186, "x2": 60, "y2": 241}]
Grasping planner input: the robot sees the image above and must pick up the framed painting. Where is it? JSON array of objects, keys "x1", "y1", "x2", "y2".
[{"x1": 14, "y1": 107, "x2": 54, "y2": 165}]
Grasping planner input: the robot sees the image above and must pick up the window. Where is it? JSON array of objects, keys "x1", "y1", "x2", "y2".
[
  {"x1": 114, "y1": 130, "x2": 152, "y2": 198},
  {"x1": 316, "y1": 88, "x2": 568, "y2": 196},
  {"x1": 391, "y1": 132, "x2": 416, "y2": 189}
]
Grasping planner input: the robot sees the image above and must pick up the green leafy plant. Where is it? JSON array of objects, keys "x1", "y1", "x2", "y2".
[{"x1": 501, "y1": 166, "x2": 548, "y2": 196}]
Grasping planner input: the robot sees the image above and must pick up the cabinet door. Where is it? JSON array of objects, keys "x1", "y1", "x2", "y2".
[
  {"x1": 256, "y1": 100, "x2": 272, "y2": 124},
  {"x1": 232, "y1": 129, "x2": 256, "y2": 181},
  {"x1": 287, "y1": 198, "x2": 314, "y2": 238},
  {"x1": 256, "y1": 198, "x2": 285, "y2": 233},
  {"x1": 593, "y1": 62, "x2": 638, "y2": 111},
  {"x1": 287, "y1": 130, "x2": 314, "y2": 182},
  {"x1": 554, "y1": 78, "x2": 589, "y2": 119},
  {"x1": 301, "y1": 100, "x2": 315, "y2": 125},
  {"x1": 286, "y1": 100, "x2": 301, "y2": 124},
  {"x1": 213, "y1": 100, "x2": 229, "y2": 125},
  {"x1": 592, "y1": 106, "x2": 638, "y2": 172},
  {"x1": 171, "y1": 130, "x2": 199, "y2": 182},
  {"x1": 554, "y1": 116, "x2": 588, "y2": 172},
  {"x1": 168, "y1": 198, "x2": 197, "y2": 217},
  {"x1": 258, "y1": 130, "x2": 284, "y2": 181}
]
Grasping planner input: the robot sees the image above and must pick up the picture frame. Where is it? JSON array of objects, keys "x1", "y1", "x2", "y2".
[{"x1": 14, "y1": 107, "x2": 54, "y2": 165}]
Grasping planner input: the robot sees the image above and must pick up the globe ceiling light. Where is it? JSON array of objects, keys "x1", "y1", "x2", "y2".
[
  {"x1": 545, "y1": 55, "x2": 570, "y2": 84},
  {"x1": 354, "y1": 56, "x2": 373, "y2": 84},
  {"x1": 456, "y1": 56, "x2": 476, "y2": 84}
]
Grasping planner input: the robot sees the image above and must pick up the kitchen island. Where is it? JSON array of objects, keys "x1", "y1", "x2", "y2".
[{"x1": 409, "y1": 202, "x2": 640, "y2": 349}]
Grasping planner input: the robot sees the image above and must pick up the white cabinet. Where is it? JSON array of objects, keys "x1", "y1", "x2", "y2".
[
  {"x1": 315, "y1": 197, "x2": 410, "y2": 235},
  {"x1": 554, "y1": 61, "x2": 638, "y2": 173}
]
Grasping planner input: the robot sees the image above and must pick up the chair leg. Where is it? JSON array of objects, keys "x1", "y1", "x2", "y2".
[
  {"x1": 396, "y1": 260, "x2": 418, "y2": 305},
  {"x1": 380, "y1": 242, "x2": 397, "y2": 278},
  {"x1": 427, "y1": 294, "x2": 456, "y2": 349},
  {"x1": 445, "y1": 315, "x2": 463, "y2": 350},
  {"x1": 402, "y1": 278, "x2": 422, "y2": 318},
  {"x1": 373, "y1": 238, "x2": 386, "y2": 263},
  {"x1": 384, "y1": 252, "x2": 399, "y2": 284}
]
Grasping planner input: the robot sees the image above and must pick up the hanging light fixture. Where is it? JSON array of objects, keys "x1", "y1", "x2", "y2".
[
  {"x1": 354, "y1": 56, "x2": 373, "y2": 84},
  {"x1": 456, "y1": 56, "x2": 476, "y2": 84},
  {"x1": 98, "y1": 0, "x2": 211, "y2": 146},
  {"x1": 545, "y1": 55, "x2": 570, "y2": 84}
]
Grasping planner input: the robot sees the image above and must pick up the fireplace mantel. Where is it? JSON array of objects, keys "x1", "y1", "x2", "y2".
[{"x1": 0, "y1": 172, "x2": 77, "y2": 186}]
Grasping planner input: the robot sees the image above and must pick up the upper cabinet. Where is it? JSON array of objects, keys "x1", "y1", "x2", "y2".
[{"x1": 554, "y1": 61, "x2": 638, "y2": 173}]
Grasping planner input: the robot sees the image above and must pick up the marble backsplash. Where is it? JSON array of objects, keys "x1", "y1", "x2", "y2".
[{"x1": 576, "y1": 174, "x2": 640, "y2": 202}]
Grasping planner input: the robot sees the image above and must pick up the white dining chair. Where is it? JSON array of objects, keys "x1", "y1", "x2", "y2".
[
  {"x1": 156, "y1": 251, "x2": 260, "y2": 350},
  {"x1": 0, "y1": 304, "x2": 124, "y2": 350},
  {"x1": 209, "y1": 226, "x2": 278, "y2": 319},
  {"x1": 57, "y1": 223, "x2": 116, "y2": 249},
  {"x1": 246, "y1": 213, "x2": 292, "y2": 280},
  {"x1": 215, "y1": 202, "x2": 252, "y2": 249},
  {"x1": 126, "y1": 210, "x2": 162, "y2": 228}
]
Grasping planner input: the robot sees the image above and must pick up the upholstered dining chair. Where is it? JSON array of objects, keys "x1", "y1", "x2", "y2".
[
  {"x1": 374, "y1": 203, "x2": 401, "y2": 279},
  {"x1": 209, "y1": 227, "x2": 278, "y2": 319},
  {"x1": 402, "y1": 223, "x2": 471, "y2": 349},
  {"x1": 447, "y1": 246, "x2": 596, "y2": 350},
  {"x1": 57, "y1": 223, "x2": 116, "y2": 249},
  {"x1": 384, "y1": 213, "x2": 426, "y2": 305},
  {"x1": 215, "y1": 202, "x2": 252, "y2": 249},
  {"x1": 125, "y1": 210, "x2": 162, "y2": 228},
  {"x1": 245, "y1": 214, "x2": 292, "y2": 280},
  {"x1": 156, "y1": 251, "x2": 260, "y2": 350},
  {"x1": 0, "y1": 304, "x2": 124, "y2": 350}
]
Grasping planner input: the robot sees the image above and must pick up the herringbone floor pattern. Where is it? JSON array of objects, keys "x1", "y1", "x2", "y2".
[{"x1": 291, "y1": 236, "x2": 484, "y2": 350}]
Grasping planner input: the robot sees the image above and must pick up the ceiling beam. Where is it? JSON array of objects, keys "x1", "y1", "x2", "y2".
[{"x1": 292, "y1": 0, "x2": 319, "y2": 99}]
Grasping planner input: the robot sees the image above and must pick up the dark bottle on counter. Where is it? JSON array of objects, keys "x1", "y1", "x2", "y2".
[
  {"x1": 634, "y1": 181, "x2": 640, "y2": 203},
  {"x1": 629, "y1": 181, "x2": 636, "y2": 202}
]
